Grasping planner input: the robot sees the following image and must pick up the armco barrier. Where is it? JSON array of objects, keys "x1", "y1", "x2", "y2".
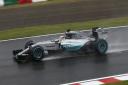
[{"x1": 0, "y1": 0, "x2": 47, "y2": 6}]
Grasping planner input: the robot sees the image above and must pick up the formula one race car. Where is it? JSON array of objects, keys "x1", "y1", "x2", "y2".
[{"x1": 13, "y1": 27, "x2": 108, "y2": 63}]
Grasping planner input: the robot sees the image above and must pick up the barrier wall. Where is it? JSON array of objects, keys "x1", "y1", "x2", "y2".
[
  {"x1": 0, "y1": 0, "x2": 47, "y2": 6},
  {"x1": 19, "y1": 0, "x2": 32, "y2": 4},
  {"x1": 32, "y1": 0, "x2": 47, "y2": 2},
  {"x1": 0, "y1": 0, "x2": 4, "y2": 6},
  {"x1": 4, "y1": 0, "x2": 18, "y2": 6}
]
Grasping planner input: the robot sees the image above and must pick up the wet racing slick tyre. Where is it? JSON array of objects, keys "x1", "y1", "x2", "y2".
[
  {"x1": 95, "y1": 39, "x2": 108, "y2": 55},
  {"x1": 31, "y1": 46, "x2": 44, "y2": 61},
  {"x1": 25, "y1": 40, "x2": 34, "y2": 49}
]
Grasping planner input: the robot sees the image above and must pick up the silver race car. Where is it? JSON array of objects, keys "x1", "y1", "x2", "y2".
[{"x1": 13, "y1": 27, "x2": 108, "y2": 63}]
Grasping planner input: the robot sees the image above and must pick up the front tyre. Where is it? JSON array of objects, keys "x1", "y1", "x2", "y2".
[
  {"x1": 31, "y1": 46, "x2": 44, "y2": 61},
  {"x1": 95, "y1": 39, "x2": 108, "y2": 55}
]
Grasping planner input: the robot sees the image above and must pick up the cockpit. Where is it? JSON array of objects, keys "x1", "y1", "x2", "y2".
[{"x1": 65, "y1": 31, "x2": 82, "y2": 39}]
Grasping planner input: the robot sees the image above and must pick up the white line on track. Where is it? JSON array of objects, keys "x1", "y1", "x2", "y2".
[
  {"x1": 0, "y1": 25, "x2": 126, "y2": 85},
  {"x1": 0, "y1": 25, "x2": 128, "y2": 43},
  {"x1": 0, "y1": 25, "x2": 127, "y2": 62}
]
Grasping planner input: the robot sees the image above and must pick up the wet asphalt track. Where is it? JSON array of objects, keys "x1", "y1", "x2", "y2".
[{"x1": 0, "y1": 26, "x2": 128, "y2": 85}]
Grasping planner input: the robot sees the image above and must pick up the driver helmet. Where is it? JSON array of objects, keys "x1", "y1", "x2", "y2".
[
  {"x1": 66, "y1": 29, "x2": 71, "y2": 32},
  {"x1": 65, "y1": 29, "x2": 73, "y2": 39},
  {"x1": 92, "y1": 27, "x2": 99, "y2": 32}
]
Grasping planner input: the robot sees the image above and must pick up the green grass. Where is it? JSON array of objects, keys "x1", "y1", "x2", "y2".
[
  {"x1": 0, "y1": 16, "x2": 128, "y2": 40},
  {"x1": 104, "y1": 80, "x2": 128, "y2": 85}
]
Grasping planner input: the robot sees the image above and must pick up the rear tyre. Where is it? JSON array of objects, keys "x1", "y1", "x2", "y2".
[
  {"x1": 31, "y1": 46, "x2": 44, "y2": 61},
  {"x1": 25, "y1": 40, "x2": 34, "y2": 49},
  {"x1": 95, "y1": 39, "x2": 108, "y2": 55}
]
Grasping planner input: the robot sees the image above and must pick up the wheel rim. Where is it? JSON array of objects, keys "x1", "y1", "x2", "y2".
[
  {"x1": 33, "y1": 47, "x2": 43, "y2": 59},
  {"x1": 97, "y1": 40, "x2": 107, "y2": 54}
]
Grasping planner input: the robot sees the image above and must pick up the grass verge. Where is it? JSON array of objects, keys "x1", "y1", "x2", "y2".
[
  {"x1": 104, "y1": 80, "x2": 128, "y2": 85},
  {"x1": 0, "y1": 16, "x2": 128, "y2": 40}
]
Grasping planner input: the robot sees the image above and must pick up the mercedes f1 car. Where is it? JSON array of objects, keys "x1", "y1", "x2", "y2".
[{"x1": 13, "y1": 27, "x2": 108, "y2": 63}]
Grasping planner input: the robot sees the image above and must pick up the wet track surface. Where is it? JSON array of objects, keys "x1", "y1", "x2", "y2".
[{"x1": 0, "y1": 27, "x2": 128, "y2": 85}]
